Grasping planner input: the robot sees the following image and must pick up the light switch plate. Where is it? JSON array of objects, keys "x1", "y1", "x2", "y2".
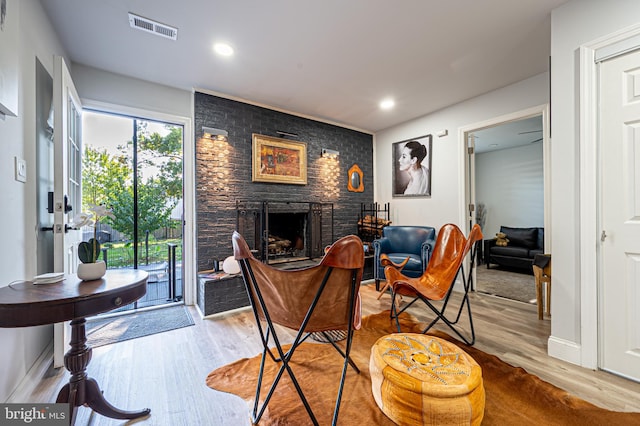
[{"x1": 15, "y1": 156, "x2": 27, "y2": 183}]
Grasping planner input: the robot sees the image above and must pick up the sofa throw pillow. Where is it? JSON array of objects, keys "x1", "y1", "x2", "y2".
[{"x1": 500, "y1": 226, "x2": 538, "y2": 249}]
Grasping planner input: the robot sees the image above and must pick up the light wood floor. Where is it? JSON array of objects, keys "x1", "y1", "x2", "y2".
[{"x1": 20, "y1": 282, "x2": 640, "y2": 425}]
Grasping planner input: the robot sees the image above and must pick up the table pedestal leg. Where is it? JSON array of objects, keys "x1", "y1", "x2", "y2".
[{"x1": 56, "y1": 318, "x2": 150, "y2": 424}]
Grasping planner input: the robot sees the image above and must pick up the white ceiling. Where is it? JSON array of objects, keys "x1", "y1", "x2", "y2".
[
  {"x1": 473, "y1": 115, "x2": 543, "y2": 154},
  {"x1": 39, "y1": 0, "x2": 567, "y2": 133}
]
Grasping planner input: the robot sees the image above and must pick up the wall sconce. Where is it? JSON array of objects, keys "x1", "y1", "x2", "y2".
[
  {"x1": 203, "y1": 126, "x2": 228, "y2": 141},
  {"x1": 276, "y1": 130, "x2": 299, "y2": 139},
  {"x1": 321, "y1": 148, "x2": 339, "y2": 159}
]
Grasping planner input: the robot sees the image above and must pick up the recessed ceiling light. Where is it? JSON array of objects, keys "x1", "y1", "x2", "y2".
[
  {"x1": 214, "y1": 42, "x2": 234, "y2": 57},
  {"x1": 379, "y1": 99, "x2": 395, "y2": 110}
]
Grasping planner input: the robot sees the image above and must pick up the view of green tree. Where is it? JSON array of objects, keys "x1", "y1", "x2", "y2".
[
  {"x1": 82, "y1": 146, "x2": 130, "y2": 210},
  {"x1": 108, "y1": 178, "x2": 175, "y2": 241},
  {"x1": 82, "y1": 121, "x2": 183, "y2": 242},
  {"x1": 135, "y1": 123, "x2": 183, "y2": 200}
]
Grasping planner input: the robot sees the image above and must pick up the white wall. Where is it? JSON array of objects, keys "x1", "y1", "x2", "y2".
[
  {"x1": 0, "y1": 0, "x2": 68, "y2": 401},
  {"x1": 375, "y1": 72, "x2": 549, "y2": 232},
  {"x1": 549, "y1": 0, "x2": 640, "y2": 363},
  {"x1": 71, "y1": 64, "x2": 191, "y2": 118},
  {"x1": 476, "y1": 143, "x2": 544, "y2": 238}
]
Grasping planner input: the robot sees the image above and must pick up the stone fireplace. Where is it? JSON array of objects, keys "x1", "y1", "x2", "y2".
[{"x1": 194, "y1": 91, "x2": 373, "y2": 273}]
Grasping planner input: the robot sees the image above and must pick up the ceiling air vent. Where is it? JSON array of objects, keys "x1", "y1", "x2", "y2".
[{"x1": 128, "y1": 13, "x2": 178, "y2": 41}]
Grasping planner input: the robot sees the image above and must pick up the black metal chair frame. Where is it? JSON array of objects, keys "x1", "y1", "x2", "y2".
[
  {"x1": 390, "y1": 239, "x2": 480, "y2": 345},
  {"x1": 237, "y1": 259, "x2": 361, "y2": 426}
]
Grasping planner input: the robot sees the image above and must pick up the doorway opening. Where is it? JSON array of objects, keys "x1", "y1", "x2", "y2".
[
  {"x1": 82, "y1": 110, "x2": 184, "y2": 311},
  {"x1": 463, "y1": 106, "x2": 550, "y2": 308}
]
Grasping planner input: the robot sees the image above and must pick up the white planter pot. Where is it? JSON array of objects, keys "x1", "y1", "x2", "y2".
[{"x1": 77, "y1": 261, "x2": 106, "y2": 281}]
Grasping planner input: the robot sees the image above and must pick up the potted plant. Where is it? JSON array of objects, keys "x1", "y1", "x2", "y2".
[{"x1": 71, "y1": 204, "x2": 114, "y2": 281}]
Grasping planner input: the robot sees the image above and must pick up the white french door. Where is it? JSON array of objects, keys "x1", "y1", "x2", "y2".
[
  {"x1": 52, "y1": 56, "x2": 83, "y2": 367},
  {"x1": 599, "y1": 48, "x2": 640, "y2": 381}
]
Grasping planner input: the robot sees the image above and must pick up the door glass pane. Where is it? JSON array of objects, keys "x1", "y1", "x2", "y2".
[
  {"x1": 135, "y1": 119, "x2": 184, "y2": 306},
  {"x1": 67, "y1": 98, "x2": 81, "y2": 218},
  {"x1": 82, "y1": 111, "x2": 184, "y2": 310}
]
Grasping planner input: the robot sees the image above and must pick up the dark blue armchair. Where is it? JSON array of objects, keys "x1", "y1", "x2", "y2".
[{"x1": 372, "y1": 226, "x2": 437, "y2": 290}]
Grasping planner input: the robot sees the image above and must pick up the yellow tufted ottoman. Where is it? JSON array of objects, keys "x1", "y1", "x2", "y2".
[{"x1": 370, "y1": 333, "x2": 485, "y2": 425}]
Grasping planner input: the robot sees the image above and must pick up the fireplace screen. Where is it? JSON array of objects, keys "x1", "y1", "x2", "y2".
[{"x1": 236, "y1": 201, "x2": 333, "y2": 263}]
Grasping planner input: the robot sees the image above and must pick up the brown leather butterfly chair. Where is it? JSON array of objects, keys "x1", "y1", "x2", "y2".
[
  {"x1": 232, "y1": 231, "x2": 364, "y2": 426},
  {"x1": 386, "y1": 224, "x2": 483, "y2": 345}
]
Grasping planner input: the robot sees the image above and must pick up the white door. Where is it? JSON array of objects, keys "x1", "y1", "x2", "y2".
[
  {"x1": 52, "y1": 56, "x2": 83, "y2": 367},
  {"x1": 466, "y1": 132, "x2": 478, "y2": 287},
  {"x1": 467, "y1": 133, "x2": 477, "y2": 232},
  {"x1": 599, "y1": 48, "x2": 640, "y2": 381}
]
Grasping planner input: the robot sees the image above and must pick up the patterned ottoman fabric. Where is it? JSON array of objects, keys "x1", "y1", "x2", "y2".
[{"x1": 370, "y1": 333, "x2": 485, "y2": 425}]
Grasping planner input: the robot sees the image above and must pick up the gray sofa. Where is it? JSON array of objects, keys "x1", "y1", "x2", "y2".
[{"x1": 483, "y1": 226, "x2": 544, "y2": 271}]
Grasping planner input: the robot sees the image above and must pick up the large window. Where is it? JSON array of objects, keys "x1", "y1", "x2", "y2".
[{"x1": 83, "y1": 110, "x2": 184, "y2": 308}]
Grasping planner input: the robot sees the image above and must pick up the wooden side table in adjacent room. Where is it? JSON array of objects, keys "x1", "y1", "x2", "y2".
[{"x1": 533, "y1": 254, "x2": 551, "y2": 320}]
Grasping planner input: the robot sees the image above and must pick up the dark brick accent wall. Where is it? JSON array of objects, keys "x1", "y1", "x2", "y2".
[
  {"x1": 197, "y1": 275, "x2": 249, "y2": 315},
  {"x1": 195, "y1": 92, "x2": 374, "y2": 272}
]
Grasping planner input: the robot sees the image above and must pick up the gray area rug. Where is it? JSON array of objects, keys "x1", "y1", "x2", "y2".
[
  {"x1": 475, "y1": 266, "x2": 537, "y2": 304},
  {"x1": 86, "y1": 305, "x2": 194, "y2": 348}
]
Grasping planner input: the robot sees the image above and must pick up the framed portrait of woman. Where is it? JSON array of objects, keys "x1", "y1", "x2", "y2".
[{"x1": 392, "y1": 134, "x2": 432, "y2": 197}]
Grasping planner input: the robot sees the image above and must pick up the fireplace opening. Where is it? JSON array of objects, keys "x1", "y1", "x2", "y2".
[
  {"x1": 267, "y1": 212, "x2": 307, "y2": 260},
  {"x1": 236, "y1": 200, "x2": 333, "y2": 264}
]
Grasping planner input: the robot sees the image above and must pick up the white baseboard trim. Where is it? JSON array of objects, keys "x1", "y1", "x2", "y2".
[
  {"x1": 201, "y1": 305, "x2": 251, "y2": 320},
  {"x1": 194, "y1": 303, "x2": 205, "y2": 319},
  {"x1": 6, "y1": 342, "x2": 55, "y2": 403},
  {"x1": 547, "y1": 335, "x2": 582, "y2": 366}
]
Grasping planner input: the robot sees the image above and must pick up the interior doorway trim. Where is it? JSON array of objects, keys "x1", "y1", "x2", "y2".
[
  {"x1": 458, "y1": 104, "x2": 550, "y2": 244},
  {"x1": 579, "y1": 22, "x2": 640, "y2": 370}
]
